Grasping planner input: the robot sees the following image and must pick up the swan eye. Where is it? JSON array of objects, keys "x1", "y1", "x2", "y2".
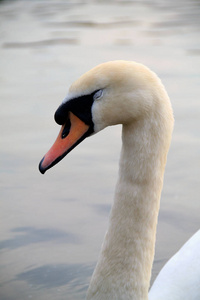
[{"x1": 93, "y1": 89, "x2": 103, "y2": 100}]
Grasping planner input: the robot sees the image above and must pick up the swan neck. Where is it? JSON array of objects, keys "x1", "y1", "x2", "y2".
[{"x1": 87, "y1": 118, "x2": 170, "y2": 300}]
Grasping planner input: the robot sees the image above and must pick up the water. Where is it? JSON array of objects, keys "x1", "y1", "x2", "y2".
[{"x1": 0, "y1": 0, "x2": 200, "y2": 299}]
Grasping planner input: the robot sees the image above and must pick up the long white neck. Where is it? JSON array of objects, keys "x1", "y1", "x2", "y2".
[{"x1": 87, "y1": 107, "x2": 173, "y2": 300}]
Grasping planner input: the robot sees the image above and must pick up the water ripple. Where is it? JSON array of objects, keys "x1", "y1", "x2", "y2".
[{"x1": 0, "y1": 227, "x2": 80, "y2": 250}]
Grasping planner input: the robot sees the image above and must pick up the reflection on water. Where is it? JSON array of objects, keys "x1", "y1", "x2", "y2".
[
  {"x1": 3, "y1": 38, "x2": 79, "y2": 48},
  {"x1": 16, "y1": 264, "x2": 93, "y2": 297},
  {"x1": 0, "y1": 227, "x2": 80, "y2": 250},
  {"x1": 0, "y1": 0, "x2": 200, "y2": 299}
]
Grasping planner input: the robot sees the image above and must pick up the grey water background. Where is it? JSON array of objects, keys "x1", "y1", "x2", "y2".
[{"x1": 0, "y1": 0, "x2": 200, "y2": 299}]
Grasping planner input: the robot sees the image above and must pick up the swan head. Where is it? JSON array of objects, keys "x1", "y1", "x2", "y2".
[{"x1": 39, "y1": 60, "x2": 172, "y2": 174}]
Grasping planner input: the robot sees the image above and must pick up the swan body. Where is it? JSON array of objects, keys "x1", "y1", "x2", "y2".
[
  {"x1": 149, "y1": 229, "x2": 200, "y2": 300},
  {"x1": 39, "y1": 61, "x2": 199, "y2": 299}
]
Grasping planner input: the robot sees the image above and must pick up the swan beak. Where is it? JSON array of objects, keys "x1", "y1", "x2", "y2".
[{"x1": 39, "y1": 112, "x2": 91, "y2": 174}]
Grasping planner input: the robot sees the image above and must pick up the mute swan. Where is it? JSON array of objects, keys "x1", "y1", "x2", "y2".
[{"x1": 39, "y1": 61, "x2": 200, "y2": 300}]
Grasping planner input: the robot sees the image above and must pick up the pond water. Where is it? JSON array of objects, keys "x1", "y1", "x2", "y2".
[{"x1": 0, "y1": 0, "x2": 200, "y2": 299}]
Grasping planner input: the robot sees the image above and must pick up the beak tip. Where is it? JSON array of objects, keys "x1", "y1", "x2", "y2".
[{"x1": 39, "y1": 157, "x2": 46, "y2": 174}]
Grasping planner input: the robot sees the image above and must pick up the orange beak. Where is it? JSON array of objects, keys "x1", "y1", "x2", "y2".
[{"x1": 39, "y1": 112, "x2": 90, "y2": 174}]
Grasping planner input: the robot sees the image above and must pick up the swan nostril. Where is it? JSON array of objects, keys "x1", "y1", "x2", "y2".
[{"x1": 62, "y1": 118, "x2": 71, "y2": 139}]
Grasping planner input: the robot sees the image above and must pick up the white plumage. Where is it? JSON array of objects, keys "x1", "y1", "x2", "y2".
[{"x1": 149, "y1": 229, "x2": 200, "y2": 300}]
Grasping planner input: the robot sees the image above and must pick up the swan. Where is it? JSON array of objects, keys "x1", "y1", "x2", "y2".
[{"x1": 39, "y1": 61, "x2": 200, "y2": 300}]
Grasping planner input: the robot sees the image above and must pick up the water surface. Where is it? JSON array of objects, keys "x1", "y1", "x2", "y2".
[{"x1": 0, "y1": 0, "x2": 200, "y2": 299}]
